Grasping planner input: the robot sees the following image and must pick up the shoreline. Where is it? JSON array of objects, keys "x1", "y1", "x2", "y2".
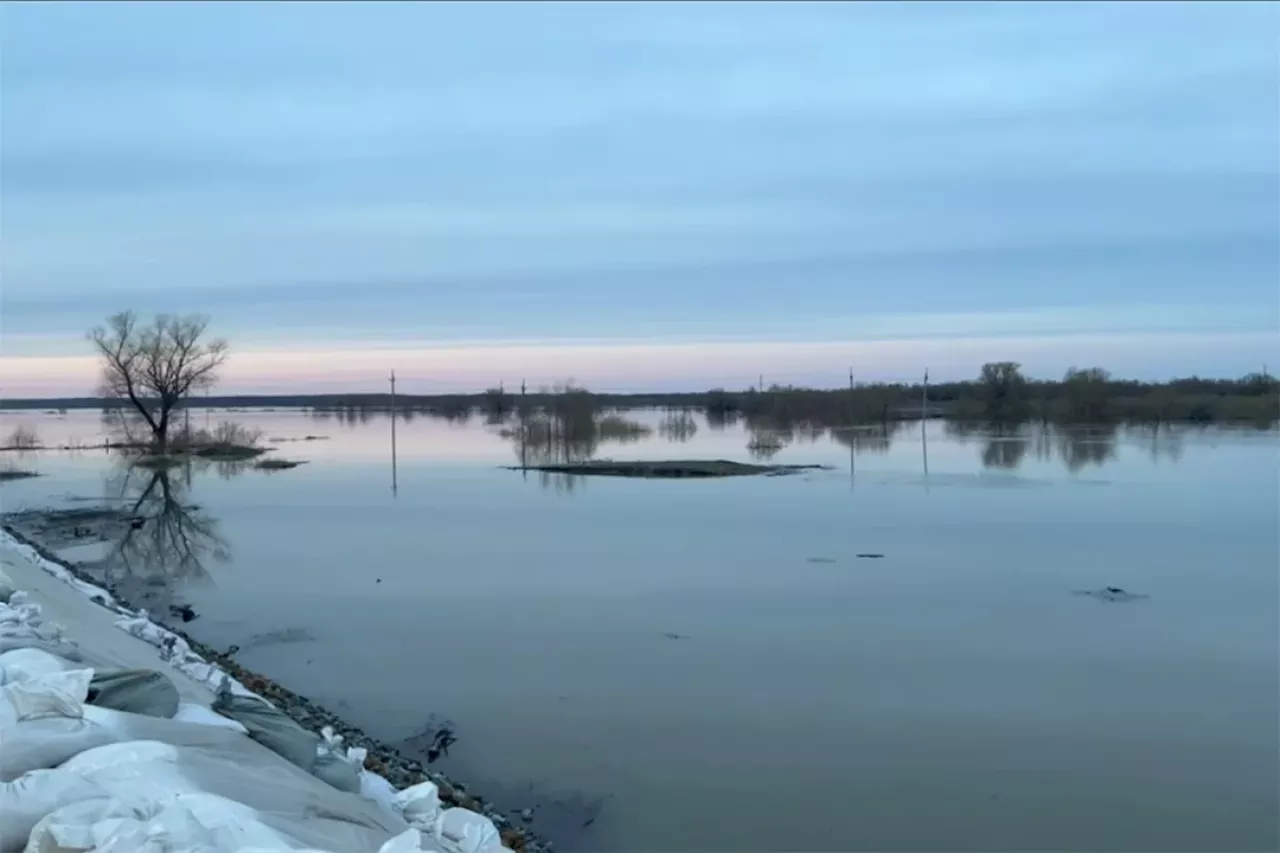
[{"x1": 0, "y1": 521, "x2": 550, "y2": 853}]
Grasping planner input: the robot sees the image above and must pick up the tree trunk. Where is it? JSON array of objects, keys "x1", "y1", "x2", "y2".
[{"x1": 155, "y1": 409, "x2": 170, "y2": 454}]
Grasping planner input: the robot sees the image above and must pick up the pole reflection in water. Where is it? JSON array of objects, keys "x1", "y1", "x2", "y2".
[
  {"x1": 390, "y1": 370, "x2": 398, "y2": 497},
  {"x1": 921, "y1": 418, "x2": 930, "y2": 490}
]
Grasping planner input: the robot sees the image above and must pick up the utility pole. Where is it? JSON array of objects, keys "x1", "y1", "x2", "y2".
[
  {"x1": 921, "y1": 367, "x2": 929, "y2": 420},
  {"x1": 520, "y1": 379, "x2": 528, "y2": 473},
  {"x1": 758, "y1": 373, "x2": 764, "y2": 393}
]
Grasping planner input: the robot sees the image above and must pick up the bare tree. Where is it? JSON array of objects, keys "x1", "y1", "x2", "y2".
[
  {"x1": 977, "y1": 361, "x2": 1029, "y2": 422},
  {"x1": 88, "y1": 312, "x2": 229, "y2": 454}
]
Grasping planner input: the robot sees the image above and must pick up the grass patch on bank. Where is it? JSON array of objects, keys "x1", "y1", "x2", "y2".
[
  {"x1": 506, "y1": 459, "x2": 829, "y2": 479},
  {"x1": 193, "y1": 444, "x2": 265, "y2": 461}
]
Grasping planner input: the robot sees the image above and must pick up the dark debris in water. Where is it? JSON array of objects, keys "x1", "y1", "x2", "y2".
[
  {"x1": 1073, "y1": 586, "x2": 1150, "y2": 603},
  {"x1": 661, "y1": 632, "x2": 690, "y2": 640},
  {"x1": 855, "y1": 553, "x2": 885, "y2": 559},
  {"x1": 806, "y1": 557, "x2": 837, "y2": 564},
  {"x1": 168, "y1": 603, "x2": 198, "y2": 622},
  {"x1": 402, "y1": 714, "x2": 459, "y2": 765}
]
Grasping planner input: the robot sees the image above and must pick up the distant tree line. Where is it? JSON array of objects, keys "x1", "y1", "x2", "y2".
[
  {"x1": 699, "y1": 364, "x2": 1276, "y2": 427},
  {"x1": 7, "y1": 348, "x2": 1276, "y2": 428}
]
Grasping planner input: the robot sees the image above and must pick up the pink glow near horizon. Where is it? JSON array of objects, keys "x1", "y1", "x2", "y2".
[{"x1": 1, "y1": 332, "x2": 1276, "y2": 398}]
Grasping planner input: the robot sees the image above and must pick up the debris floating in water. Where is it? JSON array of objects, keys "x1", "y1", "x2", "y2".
[
  {"x1": 168, "y1": 603, "x2": 198, "y2": 622},
  {"x1": 806, "y1": 557, "x2": 837, "y2": 564},
  {"x1": 855, "y1": 553, "x2": 885, "y2": 559},
  {"x1": 427, "y1": 726, "x2": 457, "y2": 763},
  {"x1": 662, "y1": 632, "x2": 689, "y2": 640},
  {"x1": 1073, "y1": 586, "x2": 1150, "y2": 603}
]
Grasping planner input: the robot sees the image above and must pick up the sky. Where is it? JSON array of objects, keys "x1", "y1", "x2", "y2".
[{"x1": 1, "y1": 1, "x2": 1277, "y2": 397}]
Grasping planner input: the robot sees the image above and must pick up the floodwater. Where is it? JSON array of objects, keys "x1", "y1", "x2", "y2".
[{"x1": 2, "y1": 408, "x2": 1278, "y2": 852}]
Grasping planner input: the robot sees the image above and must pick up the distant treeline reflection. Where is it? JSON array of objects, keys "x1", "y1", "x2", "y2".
[
  {"x1": 305, "y1": 377, "x2": 1204, "y2": 477},
  {"x1": 300, "y1": 364, "x2": 1275, "y2": 428},
  {"x1": 15, "y1": 363, "x2": 1277, "y2": 427}
]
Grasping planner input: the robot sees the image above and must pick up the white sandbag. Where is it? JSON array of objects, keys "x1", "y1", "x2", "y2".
[
  {"x1": 0, "y1": 602, "x2": 44, "y2": 634},
  {"x1": 235, "y1": 828, "x2": 435, "y2": 853},
  {"x1": 0, "y1": 637, "x2": 81, "y2": 662},
  {"x1": 57, "y1": 740, "x2": 183, "y2": 777},
  {"x1": 359, "y1": 771, "x2": 399, "y2": 814},
  {"x1": 0, "y1": 669, "x2": 93, "y2": 728},
  {"x1": 25, "y1": 794, "x2": 300, "y2": 853},
  {"x1": 0, "y1": 649, "x2": 78, "y2": 686},
  {"x1": 106, "y1": 794, "x2": 302, "y2": 852},
  {"x1": 433, "y1": 809, "x2": 500, "y2": 853},
  {"x1": 57, "y1": 741, "x2": 206, "y2": 806},
  {"x1": 23, "y1": 796, "x2": 145, "y2": 853},
  {"x1": 60, "y1": 739, "x2": 413, "y2": 850},
  {"x1": 0, "y1": 717, "x2": 116, "y2": 782},
  {"x1": 0, "y1": 566, "x2": 15, "y2": 604},
  {"x1": 114, "y1": 617, "x2": 258, "y2": 700},
  {"x1": 394, "y1": 782, "x2": 441, "y2": 830},
  {"x1": 0, "y1": 769, "x2": 107, "y2": 852},
  {"x1": 0, "y1": 616, "x2": 67, "y2": 656},
  {"x1": 173, "y1": 703, "x2": 249, "y2": 734},
  {"x1": 320, "y1": 725, "x2": 368, "y2": 772},
  {"x1": 79, "y1": 705, "x2": 250, "y2": 748}
]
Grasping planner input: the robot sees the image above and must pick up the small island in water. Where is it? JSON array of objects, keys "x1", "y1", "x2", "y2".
[{"x1": 505, "y1": 459, "x2": 830, "y2": 479}]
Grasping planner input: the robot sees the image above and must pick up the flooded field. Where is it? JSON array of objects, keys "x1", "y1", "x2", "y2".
[{"x1": 2, "y1": 408, "x2": 1277, "y2": 852}]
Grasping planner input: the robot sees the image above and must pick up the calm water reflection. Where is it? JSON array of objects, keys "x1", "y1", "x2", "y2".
[{"x1": 1, "y1": 409, "x2": 1277, "y2": 852}]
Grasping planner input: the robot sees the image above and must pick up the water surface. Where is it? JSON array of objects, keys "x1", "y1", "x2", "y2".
[{"x1": 2, "y1": 409, "x2": 1277, "y2": 851}]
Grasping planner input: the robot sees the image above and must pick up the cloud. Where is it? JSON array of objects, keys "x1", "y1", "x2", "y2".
[{"x1": 1, "y1": 1, "x2": 1276, "y2": 394}]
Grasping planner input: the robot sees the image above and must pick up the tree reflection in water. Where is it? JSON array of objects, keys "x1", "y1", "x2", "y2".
[
  {"x1": 79, "y1": 464, "x2": 230, "y2": 615},
  {"x1": 1056, "y1": 425, "x2": 1118, "y2": 473},
  {"x1": 657, "y1": 411, "x2": 698, "y2": 443},
  {"x1": 829, "y1": 422, "x2": 902, "y2": 455},
  {"x1": 746, "y1": 430, "x2": 786, "y2": 460},
  {"x1": 980, "y1": 424, "x2": 1030, "y2": 470},
  {"x1": 503, "y1": 403, "x2": 653, "y2": 492},
  {"x1": 947, "y1": 421, "x2": 1120, "y2": 473}
]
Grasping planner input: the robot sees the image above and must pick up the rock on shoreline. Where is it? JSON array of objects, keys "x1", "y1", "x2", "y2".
[{"x1": 0, "y1": 522, "x2": 551, "y2": 853}]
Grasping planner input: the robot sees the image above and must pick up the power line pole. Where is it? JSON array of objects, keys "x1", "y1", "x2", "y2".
[{"x1": 520, "y1": 379, "x2": 528, "y2": 473}]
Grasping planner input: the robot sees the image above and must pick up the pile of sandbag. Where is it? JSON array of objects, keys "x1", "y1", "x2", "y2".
[{"x1": 1, "y1": 587, "x2": 508, "y2": 853}]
